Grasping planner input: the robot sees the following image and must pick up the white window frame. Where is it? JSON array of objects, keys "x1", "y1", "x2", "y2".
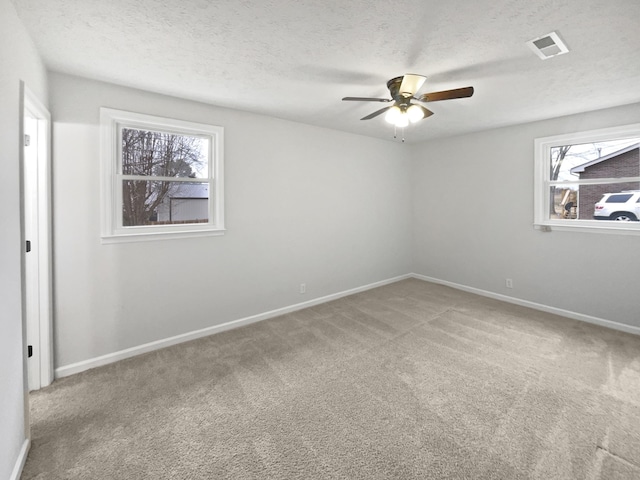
[
  {"x1": 534, "y1": 123, "x2": 640, "y2": 235},
  {"x1": 100, "y1": 108, "x2": 224, "y2": 243}
]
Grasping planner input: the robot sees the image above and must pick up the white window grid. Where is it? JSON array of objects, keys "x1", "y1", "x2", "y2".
[
  {"x1": 534, "y1": 123, "x2": 640, "y2": 235},
  {"x1": 100, "y1": 108, "x2": 225, "y2": 242}
]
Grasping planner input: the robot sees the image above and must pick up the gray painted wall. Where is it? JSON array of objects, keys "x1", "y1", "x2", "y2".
[
  {"x1": 48, "y1": 73, "x2": 640, "y2": 372},
  {"x1": 49, "y1": 73, "x2": 413, "y2": 367},
  {"x1": 411, "y1": 102, "x2": 640, "y2": 327},
  {"x1": 0, "y1": 0, "x2": 48, "y2": 478}
]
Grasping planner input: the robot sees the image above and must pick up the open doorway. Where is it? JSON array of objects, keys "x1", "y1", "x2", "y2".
[{"x1": 23, "y1": 84, "x2": 53, "y2": 391}]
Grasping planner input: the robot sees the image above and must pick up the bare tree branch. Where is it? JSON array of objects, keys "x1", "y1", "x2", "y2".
[{"x1": 121, "y1": 128, "x2": 206, "y2": 226}]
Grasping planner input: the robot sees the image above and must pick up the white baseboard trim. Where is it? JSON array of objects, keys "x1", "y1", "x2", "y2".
[
  {"x1": 9, "y1": 439, "x2": 30, "y2": 480},
  {"x1": 411, "y1": 273, "x2": 640, "y2": 337},
  {"x1": 56, "y1": 274, "x2": 412, "y2": 378}
]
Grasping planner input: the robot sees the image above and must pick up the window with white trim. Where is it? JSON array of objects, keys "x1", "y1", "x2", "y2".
[
  {"x1": 100, "y1": 108, "x2": 224, "y2": 242},
  {"x1": 534, "y1": 123, "x2": 640, "y2": 234}
]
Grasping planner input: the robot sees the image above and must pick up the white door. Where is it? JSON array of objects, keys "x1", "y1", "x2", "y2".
[
  {"x1": 24, "y1": 114, "x2": 41, "y2": 391},
  {"x1": 23, "y1": 87, "x2": 53, "y2": 391}
]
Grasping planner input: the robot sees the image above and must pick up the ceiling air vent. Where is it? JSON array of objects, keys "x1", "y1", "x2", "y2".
[{"x1": 526, "y1": 31, "x2": 569, "y2": 60}]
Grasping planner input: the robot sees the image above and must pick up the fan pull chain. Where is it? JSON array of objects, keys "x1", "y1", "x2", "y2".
[{"x1": 392, "y1": 126, "x2": 406, "y2": 142}]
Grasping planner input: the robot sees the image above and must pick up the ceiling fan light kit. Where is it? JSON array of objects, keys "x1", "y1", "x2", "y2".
[
  {"x1": 384, "y1": 105, "x2": 401, "y2": 124},
  {"x1": 342, "y1": 74, "x2": 474, "y2": 139},
  {"x1": 384, "y1": 103, "x2": 424, "y2": 127},
  {"x1": 392, "y1": 110, "x2": 410, "y2": 128},
  {"x1": 407, "y1": 104, "x2": 425, "y2": 123}
]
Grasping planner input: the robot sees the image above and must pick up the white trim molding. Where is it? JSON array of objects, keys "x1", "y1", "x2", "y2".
[
  {"x1": 411, "y1": 273, "x2": 640, "y2": 337},
  {"x1": 55, "y1": 272, "x2": 639, "y2": 379},
  {"x1": 23, "y1": 85, "x2": 54, "y2": 390},
  {"x1": 100, "y1": 107, "x2": 225, "y2": 243},
  {"x1": 9, "y1": 440, "x2": 30, "y2": 480},
  {"x1": 533, "y1": 123, "x2": 640, "y2": 235},
  {"x1": 56, "y1": 274, "x2": 412, "y2": 378}
]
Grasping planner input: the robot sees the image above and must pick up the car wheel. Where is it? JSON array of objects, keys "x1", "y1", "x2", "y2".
[{"x1": 610, "y1": 212, "x2": 637, "y2": 221}]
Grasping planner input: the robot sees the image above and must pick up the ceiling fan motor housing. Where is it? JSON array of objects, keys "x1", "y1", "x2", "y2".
[{"x1": 387, "y1": 76, "x2": 411, "y2": 104}]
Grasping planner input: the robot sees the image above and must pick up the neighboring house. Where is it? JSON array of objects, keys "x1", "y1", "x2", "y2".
[
  {"x1": 156, "y1": 183, "x2": 209, "y2": 224},
  {"x1": 570, "y1": 143, "x2": 640, "y2": 219}
]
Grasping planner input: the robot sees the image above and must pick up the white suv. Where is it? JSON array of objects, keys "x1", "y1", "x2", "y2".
[{"x1": 594, "y1": 191, "x2": 640, "y2": 221}]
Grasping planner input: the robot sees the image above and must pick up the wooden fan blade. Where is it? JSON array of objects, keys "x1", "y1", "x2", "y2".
[
  {"x1": 361, "y1": 106, "x2": 392, "y2": 120},
  {"x1": 399, "y1": 74, "x2": 427, "y2": 96},
  {"x1": 342, "y1": 96, "x2": 392, "y2": 102},
  {"x1": 417, "y1": 86, "x2": 474, "y2": 103}
]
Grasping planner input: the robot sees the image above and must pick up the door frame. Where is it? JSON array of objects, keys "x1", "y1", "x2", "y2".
[{"x1": 22, "y1": 83, "x2": 53, "y2": 390}]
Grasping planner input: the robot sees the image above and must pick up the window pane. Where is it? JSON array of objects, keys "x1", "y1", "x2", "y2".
[
  {"x1": 122, "y1": 181, "x2": 209, "y2": 226},
  {"x1": 551, "y1": 139, "x2": 639, "y2": 181},
  {"x1": 549, "y1": 186, "x2": 579, "y2": 220},
  {"x1": 591, "y1": 187, "x2": 640, "y2": 221},
  {"x1": 121, "y1": 128, "x2": 209, "y2": 178},
  {"x1": 550, "y1": 185, "x2": 640, "y2": 221}
]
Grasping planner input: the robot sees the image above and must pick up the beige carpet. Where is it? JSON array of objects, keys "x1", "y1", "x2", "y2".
[{"x1": 23, "y1": 279, "x2": 640, "y2": 479}]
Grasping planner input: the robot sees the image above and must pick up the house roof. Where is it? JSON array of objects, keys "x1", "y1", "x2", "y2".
[
  {"x1": 168, "y1": 183, "x2": 208, "y2": 199},
  {"x1": 570, "y1": 143, "x2": 640, "y2": 174},
  {"x1": 11, "y1": 0, "x2": 640, "y2": 143}
]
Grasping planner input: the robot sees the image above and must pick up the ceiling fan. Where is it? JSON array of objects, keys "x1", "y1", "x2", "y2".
[{"x1": 342, "y1": 74, "x2": 474, "y2": 128}]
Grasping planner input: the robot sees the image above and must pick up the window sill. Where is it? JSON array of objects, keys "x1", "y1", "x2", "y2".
[
  {"x1": 101, "y1": 228, "x2": 226, "y2": 244},
  {"x1": 533, "y1": 221, "x2": 640, "y2": 236}
]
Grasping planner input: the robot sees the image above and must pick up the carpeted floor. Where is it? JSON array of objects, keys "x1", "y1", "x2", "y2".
[{"x1": 23, "y1": 279, "x2": 640, "y2": 479}]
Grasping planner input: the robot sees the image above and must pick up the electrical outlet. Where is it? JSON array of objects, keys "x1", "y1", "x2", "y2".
[
  {"x1": 505, "y1": 278, "x2": 513, "y2": 289},
  {"x1": 299, "y1": 283, "x2": 306, "y2": 294}
]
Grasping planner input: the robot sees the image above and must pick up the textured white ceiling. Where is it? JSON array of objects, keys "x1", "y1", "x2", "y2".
[{"x1": 11, "y1": 0, "x2": 640, "y2": 143}]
